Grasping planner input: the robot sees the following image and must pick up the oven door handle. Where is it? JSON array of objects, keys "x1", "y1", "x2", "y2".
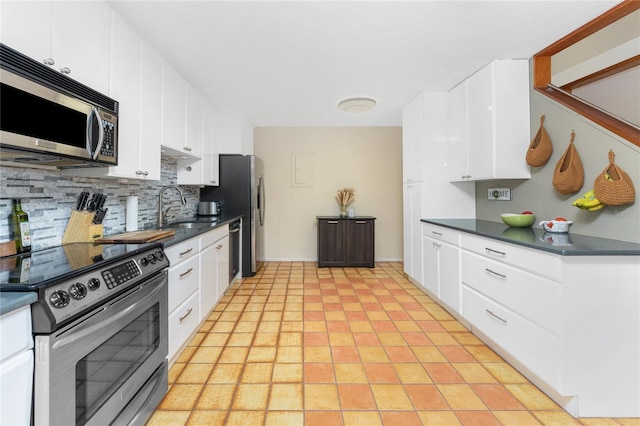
[{"x1": 52, "y1": 275, "x2": 165, "y2": 350}]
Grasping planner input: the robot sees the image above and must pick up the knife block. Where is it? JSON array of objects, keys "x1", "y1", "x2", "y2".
[{"x1": 62, "y1": 211, "x2": 104, "y2": 244}]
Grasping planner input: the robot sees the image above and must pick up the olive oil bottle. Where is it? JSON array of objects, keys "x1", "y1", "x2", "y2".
[{"x1": 11, "y1": 199, "x2": 31, "y2": 253}]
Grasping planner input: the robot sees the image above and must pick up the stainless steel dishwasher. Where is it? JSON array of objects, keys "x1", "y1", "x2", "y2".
[{"x1": 229, "y1": 219, "x2": 241, "y2": 281}]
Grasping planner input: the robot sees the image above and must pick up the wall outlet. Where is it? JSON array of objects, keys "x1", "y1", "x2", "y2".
[{"x1": 488, "y1": 187, "x2": 512, "y2": 201}]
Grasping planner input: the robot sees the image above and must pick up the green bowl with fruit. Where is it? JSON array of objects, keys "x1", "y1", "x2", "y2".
[{"x1": 501, "y1": 211, "x2": 535, "y2": 228}]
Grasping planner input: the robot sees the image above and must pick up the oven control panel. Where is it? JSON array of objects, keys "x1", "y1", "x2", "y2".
[
  {"x1": 102, "y1": 260, "x2": 141, "y2": 289},
  {"x1": 35, "y1": 247, "x2": 169, "y2": 332}
]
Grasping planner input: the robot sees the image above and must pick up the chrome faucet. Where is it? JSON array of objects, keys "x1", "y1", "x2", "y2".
[{"x1": 157, "y1": 185, "x2": 187, "y2": 228}]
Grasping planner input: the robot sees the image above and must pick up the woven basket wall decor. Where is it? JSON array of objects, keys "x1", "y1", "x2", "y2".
[
  {"x1": 593, "y1": 150, "x2": 636, "y2": 206},
  {"x1": 552, "y1": 130, "x2": 584, "y2": 195},
  {"x1": 526, "y1": 114, "x2": 553, "y2": 167}
]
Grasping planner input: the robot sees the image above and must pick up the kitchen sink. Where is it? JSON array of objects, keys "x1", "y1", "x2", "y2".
[{"x1": 166, "y1": 222, "x2": 211, "y2": 229}]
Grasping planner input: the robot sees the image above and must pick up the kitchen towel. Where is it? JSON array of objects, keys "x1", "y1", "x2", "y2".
[{"x1": 126, "y1": 195, "x2": 139, "y2": 232}]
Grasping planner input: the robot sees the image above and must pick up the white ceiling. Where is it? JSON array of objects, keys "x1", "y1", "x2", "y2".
[{"x1": 109, "y1": 0, "x2": 620, "y2": 127}]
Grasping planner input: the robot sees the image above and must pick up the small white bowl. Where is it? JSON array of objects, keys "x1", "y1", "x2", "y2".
[{"x1": 539, "y1": 220, "x2": 573, "y2": 233}]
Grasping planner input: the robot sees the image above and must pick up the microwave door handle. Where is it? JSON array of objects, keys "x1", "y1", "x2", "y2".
[{"x1": 86, "y1": 107, "x2": 104, "y2": 160}]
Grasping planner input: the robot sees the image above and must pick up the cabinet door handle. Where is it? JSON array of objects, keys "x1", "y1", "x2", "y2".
[
  {"x1": 179, "y1": 268, "x2": 193, "y2": 278},
  {"x1": 485, "y1": 268, "x2": 507, "y2": 279},
  {"x1": 230, "y1": 228, "x2": 240, "y2": 234},
  {"x1": 60, "y1": 66, "x2": 71, "y2": 75},
  {"x1": 485, "y1": 247, "x2": 506, "y2": 256},
  {"x1": 327, "y1": 221, "x2": 338, "y2": 224},
  {"x1": 43, "y1": 58, "x2": 55, "y2": 66},
  {"x1": 432, "y1": 241, "x2": 441, "y2": 248},
  {"x1": 183, "y1": 146, "x2": 192, "y2": 152},
  {"x1": 355, "y1": 221, "x2": 366, "y2": 224},
  {"x1": 179, "y1": 248, "x2": 194, "y2": 257},
  {"x1": 431, "y1": 231, "x2": 442, "y2": 236},
  {"x1": 179, "y1": 308, "x2": 193, "y2": 322},
  {"x1": 486, "y1": 309, "x2": 507, "y2": 324},
  {"x1": 216, "y1": 244, "x2": 223, "y2": 250}
]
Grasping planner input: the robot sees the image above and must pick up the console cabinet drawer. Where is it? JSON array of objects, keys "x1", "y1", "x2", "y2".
[
  {"x1": 461, "y1": 233, "x2": 561, "y2": 281},
  {"x1": 462, "y1": 285, "x2": 561, "y2": 389},
  {"x1": 461, "y1": 251, "x2": 561, "y2": 333},
  {"x1": 168, "y1": 255, "x2": 200, "y2": 313}
]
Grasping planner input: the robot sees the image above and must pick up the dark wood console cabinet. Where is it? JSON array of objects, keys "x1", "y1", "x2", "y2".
[{"x1": 317, "y1": 216, "x2": 376, "y2": 267}]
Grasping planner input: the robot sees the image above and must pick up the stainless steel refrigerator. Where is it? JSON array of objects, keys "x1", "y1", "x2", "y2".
[{"x1": 200, "y1": 154, "x2": 265, "y2": 276}]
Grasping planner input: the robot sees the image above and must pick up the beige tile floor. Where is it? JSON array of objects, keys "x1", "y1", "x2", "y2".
[{"x1": 147, "y1": 262, "x2": 639, "y2": 425}]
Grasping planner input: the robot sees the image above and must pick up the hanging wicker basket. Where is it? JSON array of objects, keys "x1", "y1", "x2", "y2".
[
  {"x1": 526, "y1": 114, "x2": 553, "y2": 167},
  {"x1": 593, "y1": 150, "x2": 636, "y2": 206},
  {"x1": 552, "y1": 130, "x2": 584, "y2": 195}
]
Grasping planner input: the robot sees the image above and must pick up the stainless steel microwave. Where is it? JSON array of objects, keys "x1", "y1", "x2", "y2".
[{"x1": 0, "y1": 43, "x2": 118, "y2": 168}]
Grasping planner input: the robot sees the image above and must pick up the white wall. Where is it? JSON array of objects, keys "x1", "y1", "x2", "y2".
[{"x1": 254, "y1": 127, "x2": 403, "y2": 261}]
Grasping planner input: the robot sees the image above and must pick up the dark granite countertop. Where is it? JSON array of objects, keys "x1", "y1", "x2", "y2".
[
  {"x1": 0, "y1": 292, "x2": 38, "y2": 316},
  {"x1": 149, "y1": 214, "x2": 242, "y2": 247},
  {"x1": 0, "y1": 215, "x2": 242, "y2": 316},
  {"x1": 422, "y1": 219, "x2": 640, "y2": 256}
]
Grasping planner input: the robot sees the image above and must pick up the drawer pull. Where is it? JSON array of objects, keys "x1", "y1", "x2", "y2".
[
  {"x1": 179, "y1": 268, "x2": 194, "y2": 278},
  {"x1": 179, "y1": 308, "x2": 193, "y2": 322},
  {"x1": 485, "y1": 247, "x2": 506, "y2": 256},
  {"x1": 485, "y1": 268, "x2": 507, "y2": 279},
  {"x1": 179, "y1": 248, "x2": 194, "y2": 257},
  {"x1": 327, "y1": 221, "x2": 338, "y2": 224},
  {"x1": 355, "y1": 221, "x2": 366, "y2": 224},
  {"x1": 486, "y1": 309, "x2": 507, "y2": 324},
  {"x1": 431, "y1": 231, "x2": 443, "y2": 236}
]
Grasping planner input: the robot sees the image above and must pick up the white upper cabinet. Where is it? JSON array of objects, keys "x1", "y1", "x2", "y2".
[
  {"x1": 103, "y1": 11, "x2": 143, "y2": 179},
  {"x1": 161, "y1": 63, "x2": 202, "y2": 159},
  {"x1": 161, "y1": 61, "x2": 188, "y2": 156},
  {"x1": 446, "y1": 81, "x2": 469, "y2": 181},
  {"x1": 202, "y1": 102, "x2": 220, "y2": 186},
  {"x1": 51, "y1": 2, "x2": 111, "y2": 93},
  {"x1": 1, "y1": 1, "x2": 111, "y2": 94},
  {"x1": 69, "y1": 10, "x2": 160, "y2": 181},
  {"x1": 185, "y1": 83, "x2": 204, "y2": 158},
  {"x1": 1, "y1": 1, "x2": 51, "y2": 63},
  {"x1": 448, "y1": 59, "x2": 531, "y2": 182},
  {"x1": 213, "y1": 109, "x2": 253, "y2": 155},
  {"x1": 137, "y1": 40, "x2": 163, "y2": 180},
  {"x1": 402, "y1": 94, "x2": 424, "y2": 183},
  {"x1": 178, "y1": 101, "x2": 220, "y2": 186}
]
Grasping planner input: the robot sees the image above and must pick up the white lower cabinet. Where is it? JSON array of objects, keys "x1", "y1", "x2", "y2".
[
  {"x1": 455, "y1": 230, "x2": 640, "y2": 418},
  {"x1": 166, "y1": 224, "x2": 230, "y2": 363},
  {"x1": 462, "y1": 285, "x2": 561, "y2": 390},
  {"x1": 215, "y1": 235, "x2": 230, "y2": 301},
  {"x1": 166, "y1": 237, "x2": 201, "y2": 362},
  {"x1": 168, "y1": 255, "x2": 200, "y2": 313},
  {"x1": 168, "y1": 291, "x2": 200, "y2": 360},
  {"x1": 421, "y1": 224, "x2": 461, "y2": 313},
  {"x1": 199, "y1": 225, "x2": 229, "y2": 320},
  {"x1": 0, "y1": 305, "x2": 33, "y2": 426}
]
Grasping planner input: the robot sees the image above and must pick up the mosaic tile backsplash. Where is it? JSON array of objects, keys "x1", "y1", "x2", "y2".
[{"x1": 0, "y1": 156, "x2": 201, "y2": 251}]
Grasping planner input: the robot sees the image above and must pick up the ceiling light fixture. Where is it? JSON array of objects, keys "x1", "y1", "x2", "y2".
[{"x1": 337, "y1": 97, "x2": 377, "y2": 113}]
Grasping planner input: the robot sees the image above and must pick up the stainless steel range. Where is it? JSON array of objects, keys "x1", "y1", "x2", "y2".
[{"x1": 0, "y1": 242, "x2": 170, "y2": 426}]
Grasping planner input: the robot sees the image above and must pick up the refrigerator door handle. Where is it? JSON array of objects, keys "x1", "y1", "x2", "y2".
[{"x1": 258, "y1": 175, "x2": 265, "y2": 226}]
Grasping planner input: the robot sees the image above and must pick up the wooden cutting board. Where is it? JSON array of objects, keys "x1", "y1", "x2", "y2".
[{"x1": 95, "y1": 229, "x2": 176, "y2": 243}]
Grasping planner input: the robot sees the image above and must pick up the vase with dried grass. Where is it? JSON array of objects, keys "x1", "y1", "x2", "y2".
[{"x1": 336, "y1": 188, "x2": 356, "y2": 218}]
